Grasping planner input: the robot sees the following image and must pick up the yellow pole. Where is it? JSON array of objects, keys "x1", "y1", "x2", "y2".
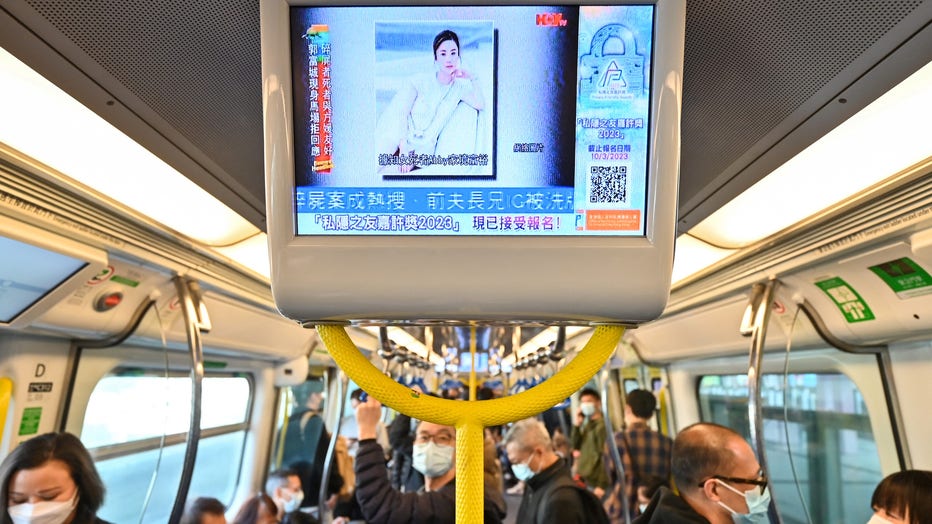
[
  {"x1": 0, "y1": 378, "x2": 11, "y2": 450},
  {"x1": 455, "y1": 419, "x2": 485, "y2": 522},
  {"x1": 316, "y1": 324, "x2": 624, "y2": 523}
]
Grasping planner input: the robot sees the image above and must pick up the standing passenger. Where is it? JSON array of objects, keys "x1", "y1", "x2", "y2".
[
  {"x1": 504, "y1": 418, "x2": 606, "y2": 524},
  {"x1": 352, "y1": 397, "x2": 505, "y2": 523},
  {"x1": 608, "y1": 389, "x2": 673, "y2": 519},
  {"x1": 571, "y1": 388, "x2": 610, "y2": 499},
  {"x1": 277, "y1": 382, "x2": 342, "y2": 510},
  {"x1": 0, "y1": 432, "x2": 112, "y2": 524}
]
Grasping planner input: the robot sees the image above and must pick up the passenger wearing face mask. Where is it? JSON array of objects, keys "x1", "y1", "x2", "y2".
[
  {"x1": 635, "y1": 476, "x2": 669, "y2": 517},
  {"x1": 351, "y1": 396, "x2": 505, "y2": 524},
  {"x1": 570, "y1": 388, "x2": 610, "y2": 499},
  {"x1": 868, "y1": 469, "x2": 932, "y2": 524},
  {"x1": 634, "y1": 423, "x2": 771, "y2": 524},
  {"x1": 265, "y1": 469, "x2": 305, "y2": 521},
  {"x1": 504, "y1": 418, "x2": 607, "y2": 524},
  {"x1": 0, "y1": 432, "x2": 111, "y2": 524}
]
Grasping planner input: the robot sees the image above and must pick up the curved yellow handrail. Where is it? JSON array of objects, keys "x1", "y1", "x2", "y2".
[{"x1": 317, "y1": 324, "x2": 624, "y2": 523}]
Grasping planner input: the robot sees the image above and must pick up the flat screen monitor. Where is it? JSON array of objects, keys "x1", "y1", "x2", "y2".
[
  {"x1": 262, "y1": 0, "x2": 684, "y2": 324},
  {"x1": 0, "y1": 215, "x2": 108, "y2": 328}
]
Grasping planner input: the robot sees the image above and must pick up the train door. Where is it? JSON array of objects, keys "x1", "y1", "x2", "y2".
[{"x1": 672, "y1": 301, "x2": 904, "y2": 523}]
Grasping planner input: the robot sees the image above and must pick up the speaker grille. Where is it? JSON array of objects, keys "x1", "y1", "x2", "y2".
[
  {"x1": 681, "y1": 0, "x2": 924, "y2": 190},
  {"x1": 25, "y1": 0, "x2": 264, "y2": 201}
]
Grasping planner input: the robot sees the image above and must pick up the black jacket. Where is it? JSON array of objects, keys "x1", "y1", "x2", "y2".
[
  {"x1": 354, "y1": 439, "x2": 504, "y2": 524},
  {"x1": 516, "y1": 458, "x2": 588, "y2": 524},
  {"x1": 633, "y1": 487, "x2": 712, "y2": 524}
]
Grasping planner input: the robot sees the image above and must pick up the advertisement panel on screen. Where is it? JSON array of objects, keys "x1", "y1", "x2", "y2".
[{"x1": 290, "y1": 5, "x2": 654, "y2": 237}]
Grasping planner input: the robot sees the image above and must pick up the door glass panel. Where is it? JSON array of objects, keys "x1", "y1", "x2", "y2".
[{"x1": 699, "y1": 371, "x2": 881, "y2": 524}]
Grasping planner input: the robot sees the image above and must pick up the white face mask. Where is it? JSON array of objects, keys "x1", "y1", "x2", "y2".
[
  {"x1": 715, "y1": 479, "x2": 771, "y2": 524},
  {"x1": 868, "y1": 514, "x2": 895, "y2": 524},
  {"x1": 639, "y1": 503, "x2": 648, "y2": 514},
  {"x1": 8, "y1": 491, "x2": 77, "y2": 524},
  {"x1": 580, "y1": 402, "x2": 597, "y2": 417},
  {"x1": 413, "y1": 441, "x2": 454, "y2": 477},
  {"x1": 279, "y1": 488, "x2": 304, "y2": 513}
]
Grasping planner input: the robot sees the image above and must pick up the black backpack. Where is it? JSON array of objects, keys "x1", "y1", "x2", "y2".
[{"x1": 544, "y1": 476, "x2": 611, "y2": 524}]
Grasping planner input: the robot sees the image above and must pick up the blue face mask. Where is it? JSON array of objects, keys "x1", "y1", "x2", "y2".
[
  {"x1": 511, "y1": 453, "x2": 538, "y2": 482},
  {"x1": 715, "y1": 480, "x2": 771, "y2": 524}
]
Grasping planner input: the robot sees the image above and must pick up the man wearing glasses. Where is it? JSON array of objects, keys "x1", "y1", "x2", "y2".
[
  {"x1": 351, "y1": 396, "x2": 505, "y2": 524},
  {"x1": 635, "y1": 423, "x2": 771, "y2": 524}
]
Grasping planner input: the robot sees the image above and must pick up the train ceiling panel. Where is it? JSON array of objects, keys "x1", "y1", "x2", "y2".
[{"x1": 2, "y1": 1, "x2": 930, "y2": 233}]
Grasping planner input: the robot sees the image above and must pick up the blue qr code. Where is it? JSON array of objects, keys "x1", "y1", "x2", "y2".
[{"x1": 589, "y1": 166, "x2": 627, "y2": 203}]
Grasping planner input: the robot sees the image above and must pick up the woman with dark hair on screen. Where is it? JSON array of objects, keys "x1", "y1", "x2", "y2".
[
  {"x1": 377, "y1": 29, "x2": 486, "y2": 174},
  {"x1": 0, "y1": 432, "x2": 110, "y2": 524},
  {"x1": 869, "y1": 470, "x2": 932, "y2": 524}
]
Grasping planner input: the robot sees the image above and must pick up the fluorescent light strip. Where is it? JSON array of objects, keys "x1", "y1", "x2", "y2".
[
  {"x1": 670, "y1": 234, "x2": 735, "y2": 284},
  {"x1": 691, "y1": 60, "x2": 932, "y2": 248},
  {"x1": 214, "y1": 233, "x2": 271, "y2": 279},
  {"x1": 0, "y1": 48, "x2": 259, "y2": 247}
]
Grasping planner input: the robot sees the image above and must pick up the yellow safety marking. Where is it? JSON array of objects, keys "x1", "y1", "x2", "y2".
[
  {"x1": 658, "y1": 386, "x2": 670, "y2": 436},
  {"x1": 274, "y1": 387, "x2": 293, "y2": 468},
  {"x1": 317, "y1": 325, "x2": 624, "y2": 523},
  {"x1": 0, "y1": 378, "x2": 12, "y2": 449}
]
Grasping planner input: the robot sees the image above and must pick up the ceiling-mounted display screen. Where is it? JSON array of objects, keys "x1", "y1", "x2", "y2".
[
  {"x1": 0, "y1": 236, "x2": 88, "y2": 323},
  {"x1": 290, "y1": 5, "x2": 654, "y2": 237}
]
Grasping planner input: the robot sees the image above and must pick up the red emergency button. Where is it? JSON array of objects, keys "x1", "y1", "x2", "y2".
[{"x1": 94, "y1": 291, "x2": 124, "y2": 312}]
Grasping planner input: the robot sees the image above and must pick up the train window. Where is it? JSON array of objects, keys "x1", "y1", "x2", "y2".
[
  {"x1": 623, "y1": 378, "x2": 640, "y2": 393},
  {"x1": 698, "y1": 373, "x2": 879, "y2": 524},
  {"x1": 82, "y1": 372, "x2": 252, "y2": 524}
]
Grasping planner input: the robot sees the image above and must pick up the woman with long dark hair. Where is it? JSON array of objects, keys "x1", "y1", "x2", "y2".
[{"x1": 0, "y1": 432, "x2": 110, "y2": 524}]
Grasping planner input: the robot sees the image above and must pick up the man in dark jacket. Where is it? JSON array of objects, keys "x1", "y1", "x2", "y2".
[
  {"x1": 352, "y1": 396, "x2": 505, "y2": 524},
  {"x1": 634, "y1": 423, "x2": 771, "y2": 524},
  {"x1": 504, "y1": 418, "x2": 595, "y2": 524}
]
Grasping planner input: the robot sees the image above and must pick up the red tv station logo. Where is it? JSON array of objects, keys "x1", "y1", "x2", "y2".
[{"x1": 536, "y1": 12, "x2": 568, "y2": 27}]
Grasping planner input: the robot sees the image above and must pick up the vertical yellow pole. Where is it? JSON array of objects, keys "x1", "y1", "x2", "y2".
[
  {"x1": 469, "y1": 326, "x2": 477, "y2": 401},
  {"x1": 455, "y1": 419, "x2": 485, "y2": 523},
  {"x1": 0, "y1": 378, "x2": 12, "y2": 450}
]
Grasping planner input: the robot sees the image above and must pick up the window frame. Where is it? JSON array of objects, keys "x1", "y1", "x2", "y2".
[{"x1": 82, "y1": 368, "x2": 254, "y2": 460}]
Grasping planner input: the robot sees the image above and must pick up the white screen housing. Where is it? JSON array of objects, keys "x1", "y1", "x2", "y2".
[{"x1": 261, "y1": 0, "x2": 685, "y2": 324}]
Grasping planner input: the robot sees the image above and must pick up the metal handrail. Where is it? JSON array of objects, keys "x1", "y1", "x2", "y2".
[
  {"x1": 744, "y1": 279, "x2": 783, "y2": 524},
  {"x1": 319, "y1": 369, "x2": 348, "y2": 521},
  {"x1": 167, "y1": 276, "x2": 209, "y2": 524}
]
